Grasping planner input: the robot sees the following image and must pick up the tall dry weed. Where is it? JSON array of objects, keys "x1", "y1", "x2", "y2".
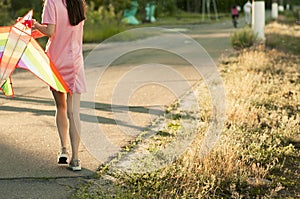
[{"x1": 166, "y1": 45, "x2": 300, "y2": 197}]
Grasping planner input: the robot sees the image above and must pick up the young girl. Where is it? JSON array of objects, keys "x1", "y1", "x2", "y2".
[
  {"x1": 33, "y1": 0, "x2": 87, "y2": 171},
  {"x1": 231, "y1": 5, "x2": 239, "y2": 28}
]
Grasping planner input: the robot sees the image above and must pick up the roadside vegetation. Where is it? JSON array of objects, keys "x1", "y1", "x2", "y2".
[
  {"x1": 1, "y1": 0, "x2": 298, "y2": 197},
  {"x1": 72, "y1": 11, "x2": 300, "y2": 198},
  {"x1": 230, "y1": 27, "x2": 257, "y2": 50}
]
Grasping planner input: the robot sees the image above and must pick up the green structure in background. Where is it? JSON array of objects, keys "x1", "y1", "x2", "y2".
[
  {"x1": 145, "y1": 2, "x2": 156, "y2": 22},
  {"x1": 121, "y1": 0, "x2": 140, "y2": 25}
]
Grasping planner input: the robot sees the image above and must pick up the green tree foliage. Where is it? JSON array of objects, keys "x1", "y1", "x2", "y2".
[
  {"x1": 86, "y1": 0, "x2": 131, "y2": 14},
  {"x1": 0, "y1": 0, "x2": 13, "y2": 25},
  {"x1": 176, "y1": 0, "x2": 277, "y2": 13},
  {"x1": 86, "y1": 0, "x2": 177, "y2": 18},
  {"x1": 11, "y1": 0, "x2": 42, "y2": 19},
  {"x1": 155, "y1": 0, "x2": 178, "y2": 17},
  {"x1": 136, "y1": 0, "x2": 177, "y2": 17},
  {"x1": 11, "y1": 0, "x2": 41, "y2": 11}
]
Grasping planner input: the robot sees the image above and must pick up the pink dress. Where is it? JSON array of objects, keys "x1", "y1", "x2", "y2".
[{"x1": 42, "y1": 0, "x2": 86, "y2": 94}]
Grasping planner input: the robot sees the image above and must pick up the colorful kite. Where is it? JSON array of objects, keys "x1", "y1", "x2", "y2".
[{"x1": 0, "y1": 10, "x2": 70, "y2": 97}]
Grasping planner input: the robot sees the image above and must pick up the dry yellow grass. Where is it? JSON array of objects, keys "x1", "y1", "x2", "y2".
[
  {"x1": 265, "y1": 21, "x2": 300, "y2": 38},
  {"x1": 156, "y1": 43, "x2": 299, "y2": 198},
  {"x1": 100, "y1": 46, "x2": 299, "y2": 198}
]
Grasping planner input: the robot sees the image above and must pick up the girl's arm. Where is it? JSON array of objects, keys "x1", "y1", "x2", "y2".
[{"x1": 33, "y1": 20, "x2": 55, "y2": 37}]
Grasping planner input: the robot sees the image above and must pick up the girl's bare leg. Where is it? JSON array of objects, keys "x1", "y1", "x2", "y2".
[
  {"x1": 67, "y1": 93, "x2": 81, "y2": 161},
  {"x1": 52, "y1": 91, "x2": 68, "y2": 150}
]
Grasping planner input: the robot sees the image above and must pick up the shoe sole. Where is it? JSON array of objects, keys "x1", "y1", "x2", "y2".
[
  {"x1": 68, "y1": 166, "x2": 81, "y2": 171},
  {"x1": 58, "y1": 156, "x2": 68, "y2": 164}
]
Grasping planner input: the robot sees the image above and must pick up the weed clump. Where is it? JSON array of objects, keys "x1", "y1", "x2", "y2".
[{"x1": 230, "y1": 27, "x2": 257, "y2": 50}]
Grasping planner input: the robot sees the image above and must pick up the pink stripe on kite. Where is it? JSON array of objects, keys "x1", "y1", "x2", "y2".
[{"x1": 17, "y1": 58, "x2": 27, "y2": 69}]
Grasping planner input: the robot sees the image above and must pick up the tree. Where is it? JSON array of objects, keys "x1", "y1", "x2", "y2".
[
  {"x1": 9, "y1": 0, "x2": 42, "y2": 20},
  {"x1": 85, "y1": 0, "x2": 131, "y2": 13},
  {"x1": 0, "y1": 0, "x2": 12, "y2": 25}
]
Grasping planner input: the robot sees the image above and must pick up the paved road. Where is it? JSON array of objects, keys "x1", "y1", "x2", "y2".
[{"x1": 0, "y1": 19, "x2": 235, "y2": 198}]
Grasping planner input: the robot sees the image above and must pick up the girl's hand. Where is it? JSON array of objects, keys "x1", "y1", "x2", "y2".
[{"x1": 32, "y1": 19, "x2": 37, "y2": 28}]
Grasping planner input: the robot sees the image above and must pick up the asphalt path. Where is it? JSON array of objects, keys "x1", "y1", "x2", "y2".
[{"x1": 0, "y1": 19, "x2": 236, "y2": 198}]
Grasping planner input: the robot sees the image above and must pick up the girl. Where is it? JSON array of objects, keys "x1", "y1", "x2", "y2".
[{"x1": 33, "y1": 0, "x2": 87, "y2": 171}]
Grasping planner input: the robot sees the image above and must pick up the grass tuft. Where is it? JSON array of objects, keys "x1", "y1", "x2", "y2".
[{"x1": 230, "y1": 27, "x2": 257, "y2": 50}]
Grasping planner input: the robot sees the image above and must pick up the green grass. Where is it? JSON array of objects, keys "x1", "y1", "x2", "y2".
[
  {"x1": 266, "y1": 33, "x2": 300, "y2": 54},
  {"x1": 83, "y1": 11, "x2": 229, "y2": 43},
  {"x1": 265, "y1": 11, "x2": 300, "y2": 54},
  {"x1": 83, "y1": 21, "x2": 126, "y2": 43},
  {"x1": 265, "y1": 17, "x2": 300, "y2": 54},
  {"x1": 278, "y1": 10, "x2": 299, "y2": 24},
  {"x1": 140, "y1": 12, "x2": 229, "y2": 26}
]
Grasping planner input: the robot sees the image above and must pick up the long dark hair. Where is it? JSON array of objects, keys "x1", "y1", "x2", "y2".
[{"x1": 66, "y1": 0, "x2": 86, "y2": 26}]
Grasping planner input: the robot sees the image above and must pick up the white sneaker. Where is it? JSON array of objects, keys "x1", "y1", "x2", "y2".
[
  {"x1": 68, "y1": 159, "x2": 81, "y2": 171},
  {"x1": 57, "y1": 147, "x2": 68, "y2": 164},
  {"x1": 58, "y1": 153, "x2": 68, "y2": 164}
]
